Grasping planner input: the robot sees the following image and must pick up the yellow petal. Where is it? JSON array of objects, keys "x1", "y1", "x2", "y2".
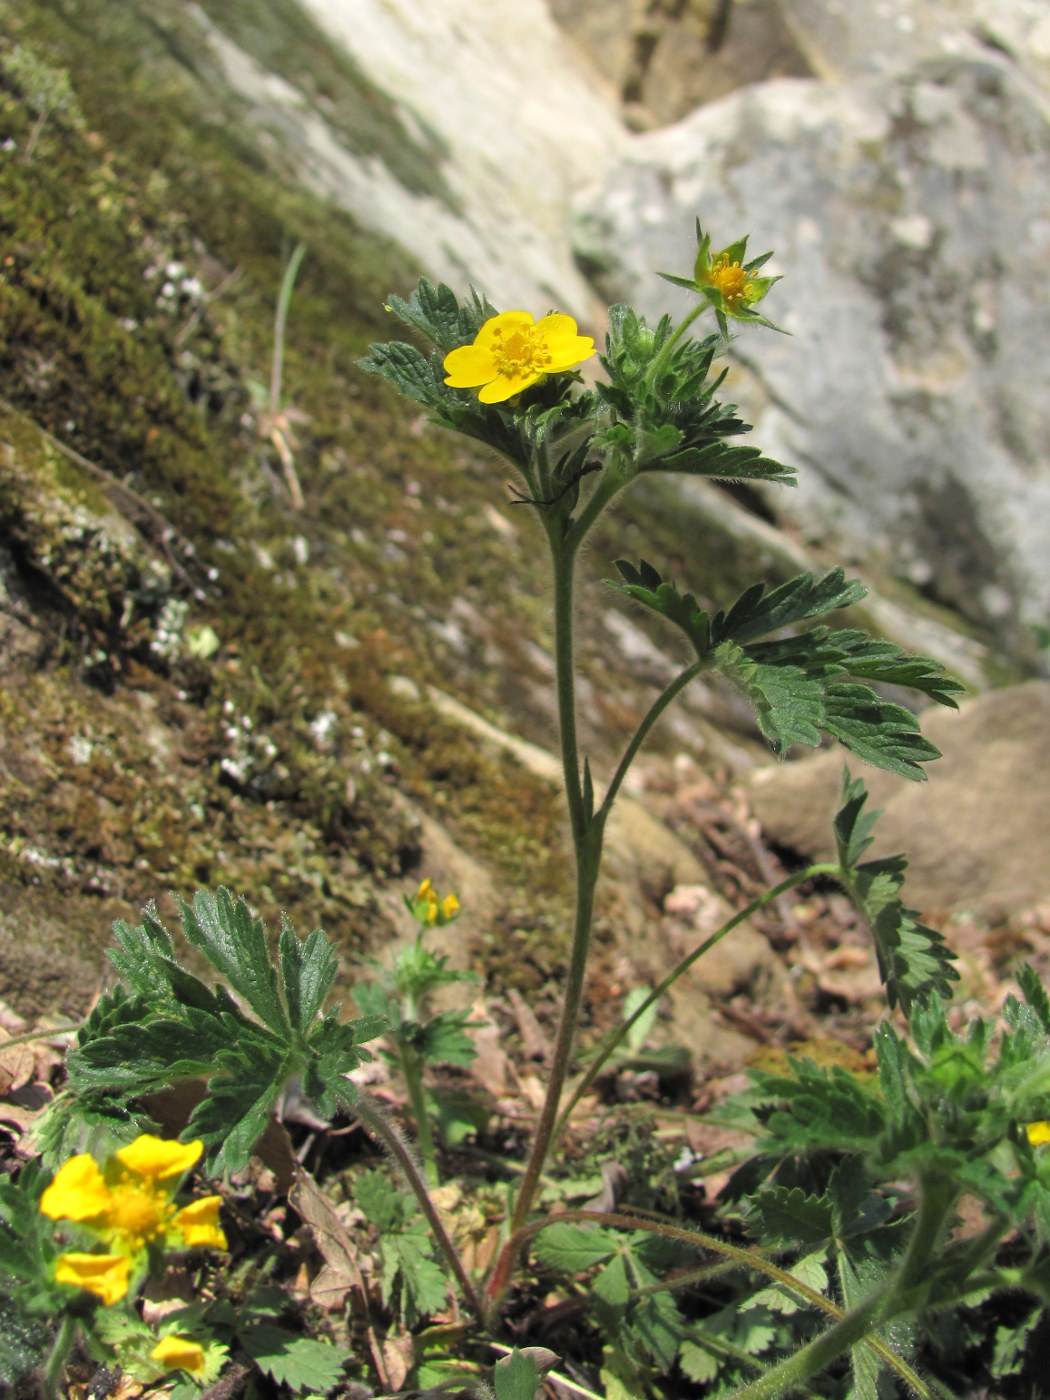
[
  {"x1": 116, "y1": 1135, "x2": 203, "y2": 1181},
  {"x1": 173, "y1": 1196, "x2": 228, "y2": 1250},
  {"x1": 441, "y1": 894, "x2": 460, "y2": 919},
  {"x1": 1026, "y1": 1121, "x2": 1050, "y2": 1146},
  {"x1": 474, "y1": 310, "x2": 534, "y2": 347},
  {"x1": 40, "y1": 1154, "x2": 112, "y2": 1221},
  {"x1": 478, "y1": 369, "x2": 543, "y2": 403},
  {"x1": 150, "y1": 1335, "x2": 206, "y2": 1375},
  {"x1": 55, "y1": 1251, "x2": 130, "y2": 1306},
  {"x1": 443, "y1": 343, "x2": 498, "y2": 388}
]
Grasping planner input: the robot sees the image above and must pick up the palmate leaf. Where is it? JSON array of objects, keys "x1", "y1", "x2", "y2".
[
  {"x1": 608, "y1": 562, "x2": 960, "y2": 779},
  {"x1": 66, "y1": 891, "x2": 385, "y2": 1173},
  {"x1": 835, "y1": 773, "x2": 957, "y2": 1012}
]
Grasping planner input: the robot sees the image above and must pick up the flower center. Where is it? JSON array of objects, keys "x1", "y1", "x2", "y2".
[
  {"x1": 105, "y1": 1177, "x2": 175, "y2": 1251},
  {"x1": 708, "y1": 255, "x2": 754, "y2": 306},
  {"x1": 490, "y1": 326, "x2": 554, "y2": 379}
]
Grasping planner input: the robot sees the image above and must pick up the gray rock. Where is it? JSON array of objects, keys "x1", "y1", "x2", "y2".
[
  {"x1": 747, "y1": 680, "x2": 1050, "y2": 921},
  {"x1": 573, "y1": 54, "x2": 1050, "y2": 661},
  {"x1": 189, "y1": 0, "x2": 626, "y2": 316}
]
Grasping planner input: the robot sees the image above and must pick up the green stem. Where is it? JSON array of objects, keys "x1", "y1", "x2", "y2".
[
  {"x1": 596, "y1": 661, "x2": 704, "y2": 823},
  {"x1": 352, "y1": 1091, "x2": 481, "y2": 1319},
  {"x1": 42, "y1": 1313, "x2": 76, "y2": 1400},
  {"x1": 728, "y1": 1170, "x2": 958, "y2": 1400},
  {"x1": 646, "y1": 301, "x2": 709, "y2": 383},
  {"x1": 269, "y1": 242, "x2": 306, "y2": 412},
  {"x1": 508, "y1": 536, "x2": 601, "y2": 1242},
  {"x1": 496, "y1": 1209, "x2": 937, "y2": 1400},
  {"x1": 551, "y1": 863, "x2": 840, "y2": 1143},
  {"x1": 0, "y1": 1021, "x2": 82, "y2": 1049},
  {"x1": 400, "y1": 1045, "x2": 439, "y2": 1188}
]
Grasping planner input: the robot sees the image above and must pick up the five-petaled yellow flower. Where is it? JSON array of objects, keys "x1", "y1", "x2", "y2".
[
  {"x1": 41, "y1": 1134, "x2": 227, "y2": 1304},
  {"x1": 1026, "y1": 1121, "x2": 1050, "y2": 1146},
  {"x1": 443, "y1": 311, "x2": 595, "y2": 404},
  {"x1": 151, "y1": 1335, "x2": 207, "y2": 1375}
]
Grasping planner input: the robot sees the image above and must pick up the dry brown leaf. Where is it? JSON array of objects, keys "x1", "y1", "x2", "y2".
[
  {"x1": 310, "y1": 1262, "x2": 356, "y2": 1311},
  {"x1": 381, "y1": 1330, "x2": 415, "y2": 1391},
  {"x1": 468, "y1": 1018, "x2": 509, "y2": 1098},
  {"x1": 0, "y1": 1030, "x2": 34, "y2": 1096}
]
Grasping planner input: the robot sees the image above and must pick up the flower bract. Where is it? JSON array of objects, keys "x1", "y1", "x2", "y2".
[
  {"x1": 54, "y1": 1251, "x2": 130, "y2": 1306},
  {"x1": 151, "y1": 1335, "x2": 207, "y2": 1375},
  {"x1": 443, "y1": 310, "x2": 595, "y2": 404}
]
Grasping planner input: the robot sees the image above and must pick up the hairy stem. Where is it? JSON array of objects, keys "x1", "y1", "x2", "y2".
[
  {"x1": 353, "y1": 1091, "x2": 480, "y2": 1318},
  {"x1": 506, "y1": 535, "x2": 602, "y2": 1245},
  {"x1": 499, "y1": 1209, "x2": 937, "y2": 1400},
  {"x1": 551, "y1": 862, "x2": 841, "y2": 1143},
  {"x1": 399, "y1": 1045, "x2": 439, "y2": 1188},
  {"x1": 42, "y1": 1313, "x2": 76, "y2": 1400}
]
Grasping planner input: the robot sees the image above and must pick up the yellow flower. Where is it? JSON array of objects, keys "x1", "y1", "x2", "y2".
[
  {"x1": 443, "y1": 311, "x2": 595, "y2": 404},
  {"x1": 150, "y1": 1335, "x2": 207, "y2": 1375},
  {"x1": 659, "y1": 221, "x2": 780, "y2": 331},
  {"x1": 413, "y1": 878, "x2": 460, "y2": 927},
  {"x1": 54, "y1": 1251, "x2": 130, "y2": 1306},
  {"x1": 172, "y1": 1195, "x2": 228, "y2": 1250},
  {"x1": 40, "y1": 1135, "x2": 225, "y2": 1258},
  {"x1": 1026, "y1": 1121, "x2": 1050, "y2": 1146}
]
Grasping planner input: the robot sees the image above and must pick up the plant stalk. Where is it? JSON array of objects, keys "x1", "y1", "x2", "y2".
[
  {"x1": 400, "y1": 1045, "x2": 439, "y2": 1187},
  {"x1": 42, "y1": 1313, "x2": 76, "y2": 1400},
  {"x1": 551, "y1": 862, "x2": 841, "y2": 1143},
  {"x1": 353, "y1": 1090, "x2": 480, "y2": 1318}
]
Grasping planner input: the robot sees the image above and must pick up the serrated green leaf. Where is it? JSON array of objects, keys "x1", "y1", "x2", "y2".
[
  {"x1": 1017, "y1": 964, "x2": 1050, "y2": 1035},
  {"x1": 414, "y1": 1010, "x2": 478, "y2": 1068},
  {"x1": 748, "y1": 1250, "x2": 828, "y2": 1315},
  {"x1": 593, "y1": 1254, "x2": 630, "y2": 1331},
  {"x1": 713, "y1": 642, "x2": 825, "y2": 749},
  {"x1": 179, "y1": 890, "x2": 288, "y2": 1036},
  {"x1": 188, "y1": 1042, "x2": 285, "y2": 1173},
  {"x1": 354, "y1": 1171, "x2": 407, "y2": 1233},
  {"x1": 714, "y1": 569, "x2": 866, "y2": 645},
  {"x1": 658, "y1": 441, "x2": 796, "y2": 486},
  {"x1": 751, "y1": 1187, "x2": 835, "y2": 1248},
  {"x1": 678, "y1": 1339, "x2": 720, "y2": 1384},
  {"x1": 534, "y1": 1222, "x2": 619, "y2": 1272},
  {"x1": 239, "y1": 1324, "x2": 345, "y2": 1393},
  {"x1": 382, "y1": 277, "x2": 497, "y2": 353},
  {"x1": 494, "y1": 1350, "x2": 541, "y2": 1400},
  {"x1": 384, "y1": 1220, "x2": 448, "y2": 1324},
  {"x1": 280, "y1": 923, "x2": 336, "y2": 1034}
]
